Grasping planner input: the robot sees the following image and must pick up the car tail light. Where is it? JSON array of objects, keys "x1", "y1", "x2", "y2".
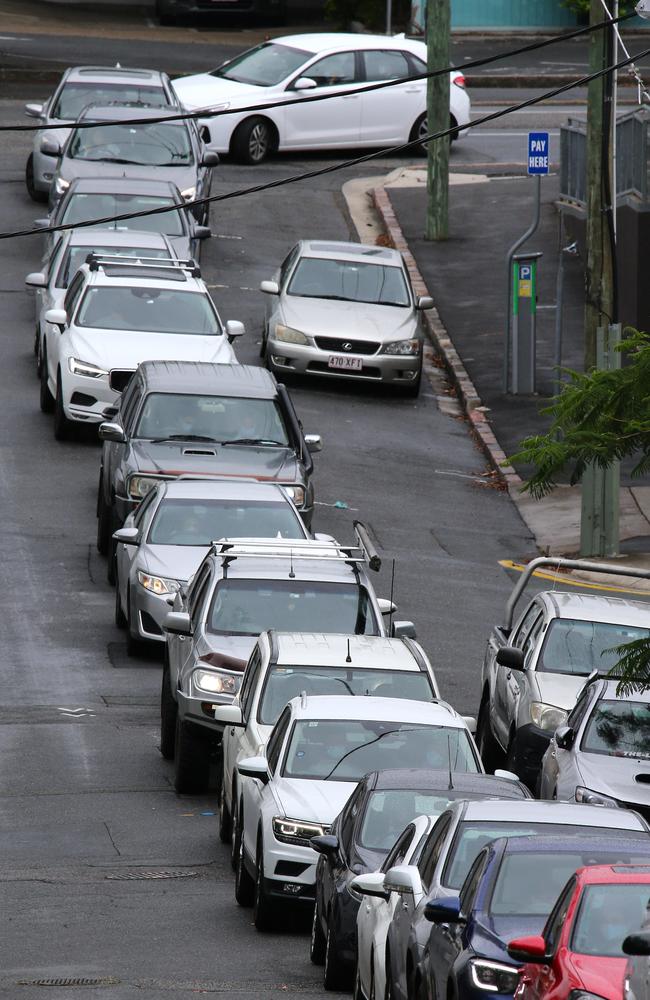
[{"x1": 453, "y1": 74, "x2": 466, "y2": 88}]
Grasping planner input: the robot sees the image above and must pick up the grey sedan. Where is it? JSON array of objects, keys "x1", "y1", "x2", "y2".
[{"x1": 260, "y1": 240, "x2": 432, "y2": 396}]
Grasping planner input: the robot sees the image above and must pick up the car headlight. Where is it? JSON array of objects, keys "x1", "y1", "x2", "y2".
[
  {"x1": 274, "y1": 324, "x2": 309, "y2": 346},
  {"x1": 282, "y1": 485, "x2": 306, "y2": 507},
  {"x1": 530, "y1": 702, "x2": 568, "y2": 731},
  {"x1": 272, "y1": 816, "x2": 329, "y2": 847},
  {"x1": 68, "y1": 357, "x2": 108, "y2": 378},
  {"x1": 54, "y1": 177, "x2": 70, "y2": 196},
  {"x1": 382, "y1": 338, "x2": 420, "y2": 356},
  {"x1": 127, "y1": 475, "x2": 166, "y2": 501},
  {"x1": 575, "y1": 786, "x2": 619, "y2": 808},
  {"x1": 470, "y1": 959, "x2": 520, "y2": 993},
  {"x1": 136, "y1": 570, "x2": 179, "y2": 596},
  {"x1": 180, "y1": 186, "x2": 196, "y2": 201},
  {"x1": 193, "y1": 668, "x2": 241, "y2": 696}
]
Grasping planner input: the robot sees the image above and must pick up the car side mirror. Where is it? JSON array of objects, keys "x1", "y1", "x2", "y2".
[
  {"x1": 40, "y1": 137, "x2": 61, "y2": 158},
  {"x1": 237, "y1": 755, "x2": 269, "y2": 784},
  {"x1": 163, "y1": 611, "x2": 192, "y2": 636},
  {"x1": 293, "y1": 77, "x2": 318, "y2": 91},
  {"x1": 311, "y1": 834, "x2": 339, "y2": 856},
  {"x1": 44, "y1": 308, "x2": 67, "y2": 328},
  {"x1": 377, "y1": 598, "x2": 397, "y2": 616},
  {"x1": 507, "y1": 935, "x2": 548, "y2": 963},
  {"x1": 98, "y1": 422, "x2": 126, "y2": 444},
  {"x1": 462, "y1": 715, "x2": 477, "y2": 734},
  {"x1": 623, "y1": 931, "x2": 650, "y2": 956},
  {"x1": 554, "y1": 725, "x2": 575, "y2": 751},
  {"x1": 25, "y1": 271, "x2": 47, "y2": 288},
  {"x1": 201, "y1": 150, "x2": 220, "y2": 167},
  {"x1": 260, "y1": 279, "x2": 280, "y2": 295},
  {"x1": 383, "y1": 865, "x2": 421, "y2": 896},
  {"x1": 304, "y1": 434, "x2": 322, "y2": 453},
  {"x1": 225, "y1": 319, "x2": 245, "y2": 343},
  {"x1": 33, "y1": 218, "x2": 50, "y2": 231},
  {"x1": 416, "y1": 295, "x2": 434, "y2": 310},
  {"x1": 25, "y1": 102, "x2": 45, "y2": 119},
  {"x1": 193, "y1": 225, "x2": 211, "y2": 241},
  {"x1": 213, "y1": 704, "x2": 243, "y2": 728},
  {"x1": 113, "y1": 527, "x2": 140, "y2": 546},
  {"x1": 392, "y1": 620, "x2": 416, "y2": 639},
  {"x1": 494, "y1": 769, "x2": 522, "y2": 783},
  {"x1": 424, "y1": 896, "x2": 464, "y2": 924},
  {"x1": 495, "y1": 646, "x2": 525, "y2": 671},
  {"x1": 350, "y1": 872, "x2": 390, "y2": 900}
]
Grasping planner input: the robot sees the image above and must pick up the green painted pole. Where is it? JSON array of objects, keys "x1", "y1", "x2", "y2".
[{"x1": 425, "y1": 0, "x2": 450, "y2": 241}]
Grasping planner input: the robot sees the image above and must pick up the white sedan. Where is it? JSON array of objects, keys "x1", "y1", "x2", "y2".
[{"x1": 173, "y1": 32, "x2": 470, "y2": 164}]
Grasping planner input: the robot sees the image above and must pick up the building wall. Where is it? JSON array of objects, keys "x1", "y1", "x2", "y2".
[{"x1": 451, "y1": 0, "x2": 578, "y2": 28}]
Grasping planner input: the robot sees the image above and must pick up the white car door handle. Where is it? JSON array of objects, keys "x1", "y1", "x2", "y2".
[
  {"x1": 404, "y1": 87, "x2": 422, "y2": 93},
  {"x1": 342, "y1": 94, "x2": 360, "y2": 100}
]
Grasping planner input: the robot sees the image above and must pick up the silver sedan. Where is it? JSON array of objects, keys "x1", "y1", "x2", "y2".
[{"x1": 260, "y1": 240, "x2": 432, "y2": 396}]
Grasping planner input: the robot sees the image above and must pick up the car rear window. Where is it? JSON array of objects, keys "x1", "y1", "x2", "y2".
[
  {"x1": 60, "y1": 194, "x2": 185, "y2": 236},
  {"x1": 51, "y1": 82, "x2": 169, "y2": 119},
  {"x1": 148, "y1": 498, "x2": 305, "y2": 546}
]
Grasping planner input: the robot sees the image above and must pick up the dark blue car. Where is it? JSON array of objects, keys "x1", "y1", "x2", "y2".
[{"x1": 416, "y1": 834, "x2": 650, "y2": 1000}]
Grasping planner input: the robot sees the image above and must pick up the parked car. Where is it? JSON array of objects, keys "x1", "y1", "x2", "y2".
[
  {"x1": 155, "y1": 0, "x2": 285, "y2": 25},
  {"x1": 97, "y1": 361, "x2": 319, "y2": 570},
  {"x1": 25, "y1": 64, "x2": 178, "y2": 201},
  {"x1": 39, "y1": 258, "x2": 240, "y2": 441},
  {"x1": 539, "y1": 677, "x2": 650, "y2": 816},
  {"x1": 217, "y1": 632, "x2": 439, "y2": 850},
  {"x1": 46, "y1": 105, "x2": 218, "y2": 223},
  {"x1": 420, "y1": 838, "x2": 650, "y2": 1000},
  {"x1": 476, "y1": 557, "x2": 650, "y2": 787},
  {"x1": 232, "y1": 694, "x2": 482, "y2": 930},
  {"x1": 36, "y1": 177, "x2": 211, "y2": 260},
  {"x1": 172, "y1": 33, "x2": 470, "y2": 164},
  {"x1": 114, "y1": 479, "x2": 310, "y2": 655},
  {"x1": 511, "y1": 863, "x2": 650, "y2": 1000},
  {"x1": 260, "y1": 240, "x2": 432, "y2": 395},
  {"x1": 162, "y1": 530, "x2": 395, "y2": 794},
  {"x1": 313, "y1": 769, "x2": 529, "y2": 991},
  {"x1": 381, "y1": 798, "x2": 650, "y2": 1000}
]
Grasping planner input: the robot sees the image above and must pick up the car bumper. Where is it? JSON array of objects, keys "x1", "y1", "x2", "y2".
[
  {"x1": 32, "y1": 148, "x2": 59, "y2": 192},
  {"x1": 510, "y1": 724, "x2": 552, "y2": 789},
  {"x1": 267, "y1": 339, "x2": 422, "y2": 386},
  {"x1": 63, "y1": 371, "x2": 121, "y2": 425},
  {"x1": 131, "y1": 581, "x2": 184, "y2": 643},
  {"x1": 262, "y1": 838, "x2": 318, "y2": 902},
  {"x1": 177, "y1": 687, "x2": 235, "y2": 735}
]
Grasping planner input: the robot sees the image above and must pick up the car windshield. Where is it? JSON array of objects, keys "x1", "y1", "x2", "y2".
[
  {"x1": 59, "y1": 194, "x2": 185, "y2": 235},
  {"x1": 75, "y1": 288, "x2": 220, "y2": 334},
  {"x1": 571, "y1": 883, "x2": 650, "y2": 957},
  {"x1": 68, "y1": 121, "x2": 193, "y2": 165},
  {"x1": 538, "y1": 619, "x2": 650, "y2": 676},
  {"x1": 51, "y1": 82, "x2": 169, "y2": 120},
  {"x1": 287, "y1": 257, "x2": 410, "y2": 307},
  {"x1": 258, "y1": 666, "x2": 434, "y2": 726},
  {"x1": 360, "y1": 790, "x2": 468, "y2": 852},
  {"x1": 444, "y1": 823, "x2": 647, "y2": 890},
  {"x1": 56, "y1": 245, "x2": 172, "y2": 288},
  {"x1": 208, "y1": 581, "x2": 379, "y2": 637},
  {"x1": 582, "y1": 700, "x2": 650, "y2": 758},
  {"x1": 210, "y1": 42, "x2": 310, "y2": 87},
  {"x1": 135, "y1": 394, "x2": 289, "y2": 444},
  {"x1": 147, "y1": 498, "x2": 305, "y2": 546},
  {"x1": 490, "y1": 850, "x2": 650, "y2": 917},
  {"x1": 282, "y1": 721, "x2": 478, "y2": 781}
]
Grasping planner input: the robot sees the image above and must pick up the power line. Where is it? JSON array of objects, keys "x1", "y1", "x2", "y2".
[
  {"x1": 3, "y1": 43, "x2": 648, "y2": 245},
  {"x1": 2, "y1": 10, "x2": 636, "y2": 136}
]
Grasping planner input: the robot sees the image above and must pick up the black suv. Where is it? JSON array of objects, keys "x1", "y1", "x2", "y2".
[{"x1": 96, "y1": 361, "x2": 322, "y2": 578}]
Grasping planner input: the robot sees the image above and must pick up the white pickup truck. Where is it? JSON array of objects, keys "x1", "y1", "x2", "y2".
[{"x1": 476, "y1": 557, "x2": 650, "y2": 790}]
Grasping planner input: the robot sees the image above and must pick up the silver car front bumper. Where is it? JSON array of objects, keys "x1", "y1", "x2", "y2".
[{"x1": 267, "y1": 339, "x2": 421, "y2": 385}]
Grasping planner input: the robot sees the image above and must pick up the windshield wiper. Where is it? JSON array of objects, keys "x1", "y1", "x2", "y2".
[
  {"x1": 149, "y1": 434, "x2": 220, "y2": 444},
  {"x1": 323, "y1": 727, "x2": 422, "y2": 780},
  {"x1": 83, "y1": 157, "x2": 145, "y2": 165},
  {"x1": 220, "y1": 438, "x2": 286, "y2": 447}
]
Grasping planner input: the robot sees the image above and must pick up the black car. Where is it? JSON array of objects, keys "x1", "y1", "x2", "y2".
[
  {"x1": 310, "y1": 769, "x2": 531, "y2": 991},
  {"x1": 97, "y1": 361, "x2": 321, "y2": 577}
]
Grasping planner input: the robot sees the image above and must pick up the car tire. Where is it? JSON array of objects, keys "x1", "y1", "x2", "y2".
[
  {"x1": 218, "y1": 779, "x2": 232, "y2": 843},
  {"x1": 125, "y1": 587, "x2": 145, "y2": 657},
  {"x1": 96, "y1": 494, "x2": 111, "y2": 557},
  {"x1": 106, "y1": 509, "x2": 120, "y2": 585},
  {"x1": 234, "y1": 806, "x2": 255, "y2": 905},
  {"x1": 410, "y1": 112, "x2": 457, "y2": 156},
  {"x1": 230, "y1": 795, "x2": 241, "y2": 871},
  {"x1": 253, "y1": 837, "x2": 275, "y2": 931},
  {"x1": 114, "y1": 571, "x2": 127, "y2": 629},
  {"x1": 34, "y1": 324, "x2": 41, "y2": 364},
  {"x1": 476, "y1": 692, "x2": 503, "y2": 773},
  {"x1": 26, "y1": 153, "x2": 47, "y2": 203},
  {"x1": 231, "y1": 117, "x2": 274, "y2": 165},
  {"x1": 53, "y1": 370, "x2": 70, "y2": 441},
  {"x1": 160, "y1": 662, "x2": 177, "y2": 760},
  {"x1": 310, "y1": 898, "x2": 326, "y2": 965},
  {"x1": 174, "y1": 716, "x2": 210, "y2": 794},
  {"x1": 259, "y1": 325, "x2": 268, "y2": 359},
  {"x1": 324, "y1": 911, "x2": 351, "y2": 990},
  {"x1": 39, "y1": 347, "x2": 54, "y2": 413},
  {"x1": 401, "y1": 366, "x2": 422, "y2": 399}
]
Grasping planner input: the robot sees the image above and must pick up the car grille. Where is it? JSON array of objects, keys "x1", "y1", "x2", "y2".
[
  {"x1": 308, "y1": 361, "x2": 381, "y2": 379},
  {"x1": 109, "y1": 370, "x2": 135, "y2": 393},
  {"x1": 314, "y1": 337, "x2": 380, "y2": 356}
]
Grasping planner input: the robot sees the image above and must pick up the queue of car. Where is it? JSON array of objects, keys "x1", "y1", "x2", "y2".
[{"x1": 23, "y1": 51, "x2": 650, "y2": 1000}]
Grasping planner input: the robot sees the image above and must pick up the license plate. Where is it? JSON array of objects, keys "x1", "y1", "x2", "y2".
[{"x1": 328, "y1": 355, "x2": 363, "y2": 371}]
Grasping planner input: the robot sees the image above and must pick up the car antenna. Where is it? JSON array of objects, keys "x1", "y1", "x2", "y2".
[
  {"x1": 447, "y1": 734, "x2": 454, "y2": 790},
  {"x1": 346, "y1": 638, "x2": 352, "y2": 664},
  {"x1": 289, "y1": 549, "x2": 295, "y2": 579},
  {"x1": 389, "y1": 559, "x2": 396, "y2": 634}
]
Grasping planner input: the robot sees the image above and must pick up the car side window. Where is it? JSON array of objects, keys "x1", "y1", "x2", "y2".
[
  {"x1": 266, "y1": 708, "x2": 291, "y2": 775},
  {"x1": 382, "y1": 824, "x2": 416, "y2": 873},
  {"x1": 567, "y1": 689, "x2": 593, "y2": 730},
  {"x1": 512, "y1": 602, "x2": 541, "y2": 648},
  {"x1": 363, "y1": 49, "x2": 411, "y2": 81},
  {"x1": 544, "y1": 877, "x2": 576, "y2": 955},
  {"x1": 133, "y1": 489, "x2": 157, "y2": 529},
  {"x1": 279, "y1": 245, "x2": 299, "y2": 289},
  {"x1": 417, "y1": 815, "x2": 451, "y2": 889},
  {"x1": 339, "y1": 784, "x2": 364, "y2": 857},
  {"x1": 459, "y1": 851, "x2": 488, "y2": 915},
  {"x1": 239, "y1": 648, "x2": 262, "y2": 722},
  {"x1": 120, "y1": 383, "x2": 143, "y2": 435},
  {"x1": 188, "y1": 564, "x2": 211, "y2": 622},
  {"x1": 522, "y1": 613, "x2": 544, "y2": 666},
  {"x1": 303, "y1": 52, "x2": 357, "y2": 87},
  {"x1": 64, "y1": 272, "x2": 85, "y2": 318}
]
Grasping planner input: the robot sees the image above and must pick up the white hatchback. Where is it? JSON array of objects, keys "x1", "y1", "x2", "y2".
[{"x1": 173, "y1": 32, "x2": 470, "y2": 164}]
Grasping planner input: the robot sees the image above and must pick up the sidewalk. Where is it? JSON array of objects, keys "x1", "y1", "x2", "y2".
[{"x1": 370, "y1": 167, "x2": 650, "y2": 570}]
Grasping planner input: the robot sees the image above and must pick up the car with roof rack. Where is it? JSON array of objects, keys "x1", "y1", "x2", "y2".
[
  {"x1": 215, "y1": 631, "x2": 437, "y2": 850},
  {"x1": 24, "y1": 65, "x2": 178, "y2": 201},
  {"x1": 39, "y1": 255, "x2": 241, "y2": 442},
  {"x1": 160, "y1": 528, "x2": 398, "y2": 794}
]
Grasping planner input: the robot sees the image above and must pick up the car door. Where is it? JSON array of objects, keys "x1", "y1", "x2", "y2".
[
  {"x1": 282, "y1": 51, "x2": 362, "y2": 148},
  {"x1": 106, "y1": 378, "x2": 142, "y2": 508},
  {"x1": 242, "y1": 707, "x2": 291, "y2": 862},
  {"x1": 493, "y1": 602, "x2": 540, "y2": 747},
  {"x1": 359, "y1": 49, "x2": 422, "y2": 144},
  {"x1": 324, "y1": 783, "x2": 364, "y2": 925},
  {"x1": 429, "y1": 851, "x2": 488, "y2": 1000},
  {"x1": 37, "y1": 237, "x2": 66, "y2": 335},
  {"x1": 168, "y1": 562, "x2": 211, "y2": 688},
  {"x1": 47, "y1": 270, "x2": 84, "y2": 390}
]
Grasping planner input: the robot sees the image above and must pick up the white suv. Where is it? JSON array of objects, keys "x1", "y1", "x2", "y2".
[
  {"x1": 38, "y1": 255, "x2": 243, "y2": 439},
  {"x1": 230, "y1": 694, "x2": 481, "y2": 931},
  {"x1": 215, "y1": 631, "x2": 441, "y2": 850}
]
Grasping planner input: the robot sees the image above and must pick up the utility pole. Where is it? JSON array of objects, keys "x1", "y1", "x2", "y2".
[{"x1": 425, "y1": 0, "x2": 450, "y2": 240}]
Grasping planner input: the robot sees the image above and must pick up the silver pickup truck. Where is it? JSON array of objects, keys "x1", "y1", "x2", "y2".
[{"x1": 476, "y1": 557, "x2": 650, "y2": 790}]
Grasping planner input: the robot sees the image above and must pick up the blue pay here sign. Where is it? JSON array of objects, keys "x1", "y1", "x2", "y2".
[{"x1": 528, "y1": 132, "x2": 550, "y2": 175}]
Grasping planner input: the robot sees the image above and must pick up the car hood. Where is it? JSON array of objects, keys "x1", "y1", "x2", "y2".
[
  {"x1": 67, "y1": 329, "x2": 235, "y2": 369},
  {"x1": 173, "y1": 74, "x2": 268, "y2": 110},
  {"x1": 471, "y1": 914, "x2": 544, "y2": 965},
  {"x1": 567, "y1": 953, "x2": 627, "y2": 1000},
  {"x1": 274, "y1": 778, "x2": 357, "y2": 826},
  {"x1": 127, "y1": 439, "x2": 299, "y2": 481},
  {"x1": 575, "y1": 752, "x2": 650, "y2": 805},
  {"x1": 58, "y1": 158, "x2": 197, "y2": 193},
  {"x1": 197, "y1": 631, "x2": 257, "y2": 665},
  {"x1": 139, "y1": 543, "x2": 208, "y2": 582},
  {"x1": 534, "y1": 672, "x2": 586, "y2": 712},
  {"x1": 281, "y1": 296, "x2": 414, "y2": 344}
]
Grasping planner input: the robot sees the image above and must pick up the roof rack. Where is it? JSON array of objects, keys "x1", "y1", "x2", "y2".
[
  {"x1": 211, "y1": 521, "x2": 380, "y2": 573},
  {"x1": 86, "y1": 254, "x2": 200, "y2": 277}
]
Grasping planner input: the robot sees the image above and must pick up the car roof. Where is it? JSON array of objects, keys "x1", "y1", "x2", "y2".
[
  {"x1": 215, "y1": 545, "x2": 364, "y2": 584},
  {"x1": 285, "y1": 694, "x2": 464, "y2": 726},
  {"x1": 65, "y1": 230, "x2": 171, "y2": 250},
  {"x1": 160, "y1": 479, "x2": 294, "y2": 502},
  {"x1": 576, "y1": 864, "x2": 650, "y2": 884},
  {"x1": 365, "y1": 770, "x2": 527, "y2": 796},
  {"x1": 65, "y1": 66, "x2": 168, "y2": 85},
  {"x1": 270, "y1": 634, "x2": 421, "y2": 670},
  {"x1": 459, "y1": 798, "x2": 647, "y2": 830},
  {"x1": 272, "y1": 32, "x2": 426, "y2": 56},
  {"x1": 299, "y1": 240, "x2": 403, "y2": 267},
  {"x1": 83, "y1": 262, "x2": 202, "y2": 290},
  {"x1": 66, "y1": 177, "x2": 181, "y2": 197},
  {"x1": 77, "y1": 105, "x2": 180, "y2": 122},
  {"x1": 539, "y1": 591, "x2": 650, "y2": 626},
  {"x1": 490, "y1": 835, "x2": 650, "y2": 856},
  {"x1": 137, "y1": 361, "x2": 278, "y2": 397}
]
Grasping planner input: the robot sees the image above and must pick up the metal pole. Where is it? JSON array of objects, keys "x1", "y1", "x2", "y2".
[
  {"x1": 553, "y1": 218, "x2": 565, "y2": 399},
  {"x1": 503, "y1": 174, "x2": 541, "y2": 392},
  {"x1": 612, "y1": 0, "x2": 618, "y2": 239},
  {"x1": 386, "y1": 0, "x2": 392, "y2": 33}
]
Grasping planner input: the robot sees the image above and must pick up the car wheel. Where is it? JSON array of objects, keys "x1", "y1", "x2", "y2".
[
  {"x1": 310, "y1": 898, "x2": 326, "y2": 965},
  {"x1": 106, "y1": 509, "x2": 120, "y2": 585},
  {"x1": 125, "y1": 586, "x2": 144, "y2": 657},
  {"x1": 476, "y1": 692, "x2": 503, "y2": 773},
  {"x1": 218, "y1": 777, "x2": 232, "y2": 844},
  {"x1": 401, "y1": 366, "x2": 422, "y2": 399},
  {"x1": 234, "y1": 807, "x2": 255, "y2": 905},
  {"x1": 114, "y1": 568, "x2": 127, "y2": 629},
  {"x1": 173, "y1": 716, "x2": 210, "y2": 794},
  {"x1": 26, "y1": 153, "x2": 47, "y2": 203},
  {"x1": 324, "y1": 910, "x2": 351, "y2": 990},
  {"x1": 231, "y1": 117, "x2": 274, "y2": 165},
  {"x1": 160, "y1": 662, "x2": 177, "y2": 760},
  {"x1": 39, "y1": 346, "x2": 54, "y2": 413},
  {"x1": 53, "y1": 370, "x2": 70, "y2": 441},
  {"x1": 253, "y1": 837, "x2": 275, "y2": 931},
  {"x1": 410, "y1": 113, "x2": 457, "y2": 156},
  {"x1": 34, "y1": 324, "x2": 41, "y2": 364},
  {"x1": 259, "y1": 325, "x2": 268, "y2": 359}
]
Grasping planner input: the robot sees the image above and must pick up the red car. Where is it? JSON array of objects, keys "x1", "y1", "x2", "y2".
[{"x1": 506, "y1": 864, "x2": 650, "y2": 1000}]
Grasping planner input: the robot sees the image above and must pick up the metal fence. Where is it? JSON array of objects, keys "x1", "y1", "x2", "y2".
[{"x1": 560, "y1": 109, "x2": 649, "y2": 206}]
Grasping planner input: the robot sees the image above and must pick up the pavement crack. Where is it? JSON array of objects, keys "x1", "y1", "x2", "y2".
[{"x1": 103, "y1": 821, "x2": 121, "y2": 857}]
